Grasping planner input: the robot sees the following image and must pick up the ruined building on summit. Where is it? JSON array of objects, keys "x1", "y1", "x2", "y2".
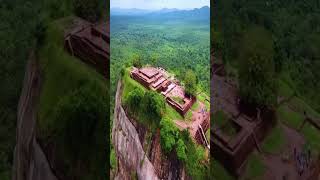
[
  {"x1": 64, "y1": 18, "x2": 109, "y2": 78},
  {"x1": 131, "y1": 66, "x2": 196, "y2": 116}
]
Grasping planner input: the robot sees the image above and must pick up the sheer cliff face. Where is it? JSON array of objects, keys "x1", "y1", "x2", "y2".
[
  {"x1": 12, "y1": 54, "x2": 57, "y2": 180},
  {"x1": 112, "y1": 82, "x2": 159, "y2": 180}
]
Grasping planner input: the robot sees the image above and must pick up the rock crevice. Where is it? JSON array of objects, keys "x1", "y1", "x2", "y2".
[{"x1": 12, "y1": 52, "x2": 58, "y2": 180}]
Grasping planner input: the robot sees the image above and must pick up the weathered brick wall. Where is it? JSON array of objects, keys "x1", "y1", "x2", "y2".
[{"x1": 212, "y1": 116, "x2": 275, "y2": 177}]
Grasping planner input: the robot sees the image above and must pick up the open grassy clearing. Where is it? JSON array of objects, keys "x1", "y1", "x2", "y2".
[
  {"x1": 172, "y1": 96, "x2": 184, "y2": 105},
  {"x1": 261, "y1": 125, "x2": 285, "y2": 154},
  {"x1": 277, "y1": 105, "x2": 303, "y2": 129},
  {"x1": 164, "y1": 104, "x2": 183, "y2": 120},
  {"x1": 243, "y1": 152, "x2": 266, "y2": 179},
  {"x1": 289, "y1": 97, "x2": 320, "y2": 119},
  {"x1": 277, "y1": 96, "x2": 320, "y2": 156},
  {"x1": 184, "y1": 110, "x2": 193, "y2": 121},
  {"x1": 197, "y1": 92, "x2": 210, "y2": 110},
  {"x1": 301, "y1": 123, "x2": 320, "y2": 156},
  {"x1": 213, "y1": 110, "x2": 227, "y2": 128},
  {"x1": 121, "y1": 68, "x2": 146, "y2": 102},
  {"x1": 191, "y1": 100, "x2": 200, "y2": 111},
  {"x1": 278, "y1": 79, "x2": 295, "y2": 99},
  {"x1": 211, "y1": 161, "x2": 235, "y2": 180},
  {"x1": 212, "y1": 110, "x2": 237, "y2": 137}
]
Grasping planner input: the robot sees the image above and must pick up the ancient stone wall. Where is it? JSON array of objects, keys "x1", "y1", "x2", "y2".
[
  {"x1": 212, "y1": 115, "x2": 275, "y2": 177},
  {"x1": 67, "y1": 34, "x2": 109, "y2": 77},
  {"x1": 195, "y1": 116, "x2": 210, "y2": 145},
  {"x1": 130, "y1": 72, "x2": 151, "y2": 89},
  {"x1": 166, "y1": 96, "x2": 196, "y2": 116},
  {"x1": 64, "y1": 21, "x2": 109, "y2": 78},
  {"x1": 212, "y1": 130, "x2": 255, "y2": 176}
]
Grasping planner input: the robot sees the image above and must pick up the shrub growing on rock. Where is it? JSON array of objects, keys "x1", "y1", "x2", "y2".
[
  {"x1": 176, "y1": 139, "x2": 187, "y2": 161},
  {"x1": 52, "y1": 80, "x2": 108, "y2": 177},
  {"x1": 160, "y1": 117, "x2": 179, "y2": 153},
  {"x1": 126, "y1": 87, "x2": 144, "y2": 116},
  {"x1": 143, "y1": 91, "x2": 166, "y2": 123}
]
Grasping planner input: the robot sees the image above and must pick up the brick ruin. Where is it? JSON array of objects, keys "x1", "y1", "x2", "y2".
[
  {"x1": 131, "y1": 67, "x2": 196, "y2": 116},
  {"x1": 131, "y1": 66, "x2": 211, "y2": 148},
  {"x1": 64, "y1": 18, "x2": 109, "y2": 78},
  {"x1": 195, "y1": 114, "x2": 210, "y2": 148},
  {"x1": 212, "y1": 62, "x2": 275, "y2": 176}
]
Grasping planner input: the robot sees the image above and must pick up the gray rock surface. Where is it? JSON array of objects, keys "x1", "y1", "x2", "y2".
[
  {"x1": 12, "y1": 53, "x2": 58, "y2": 180},
  {"x1": 112, "y1": 81, "x2": 159, "y2": 180}
]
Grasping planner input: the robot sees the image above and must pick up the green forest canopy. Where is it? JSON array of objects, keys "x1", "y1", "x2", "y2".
[
  {"x1": 110, "y1": 14, "x2": 210, "y2": 115},
  {"x1": 212, "y1": 0, "x2": 320, "y2": 111}
]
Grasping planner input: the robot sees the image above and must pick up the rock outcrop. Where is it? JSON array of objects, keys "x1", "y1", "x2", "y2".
[
  {"x1": 12, "y1": 52, "x2": 57, "y2": 180},
  {"x1": 112, "y1": 81, "x2": 159, "y2": 180}
]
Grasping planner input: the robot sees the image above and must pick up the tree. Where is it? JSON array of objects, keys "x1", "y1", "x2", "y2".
[
  {"x1": 126, "y1": 87, "x2": 144, "y2": 116},
  {"x1": 238, "y1": 26, "x2": 277, "y2": 107},
  {"x1": 151, "y1": 53, "x2": 159, "y2": 65},
  {"x1": 184, "y1": 70, "x2": 197, "y2": 96},
  {"x1": 73, "y1": 0, "x2": 103, "y2": 22},
  {"x1": 52, "y1": 81, "x2": 108, "y2": 176},
  {"x1": 132, "y1": 54, "x2": 142, "y2": 68},
  {"x1": 48, "y1": 81, "x2": 109, "y2": 179},
  {"x1": 120, "y1": 65, "x2": 126, "y2": 77},
  {"x1": 143, "y1": 91, "x2": 165, "y2": 122},
  {"x1": 160, "y1": 118, "x2": 179, "y2": 152},
  {"x1": 176, "y1": 139, "x2": 187, "y2": 161}
]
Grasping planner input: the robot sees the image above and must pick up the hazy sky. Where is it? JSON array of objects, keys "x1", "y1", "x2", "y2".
[{"x1": 111, "y1": 0, "x2": 210, "y2": 10}]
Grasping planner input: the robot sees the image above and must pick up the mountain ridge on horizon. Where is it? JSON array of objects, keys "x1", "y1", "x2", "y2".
[{"x1": 111, "y1": 6, "x2": 210, "y2": 16}]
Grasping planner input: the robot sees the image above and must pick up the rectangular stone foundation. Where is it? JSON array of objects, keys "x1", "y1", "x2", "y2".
[{"x1": 212, "y1": 111, "x2": 275, "y2": 177}]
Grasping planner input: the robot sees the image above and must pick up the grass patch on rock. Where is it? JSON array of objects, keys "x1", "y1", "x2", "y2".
[{"x1": 261, "y1": 125, "x2": 285, "y2": 154}]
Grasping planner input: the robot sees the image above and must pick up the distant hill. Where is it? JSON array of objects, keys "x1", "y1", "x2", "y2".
[
  {"x1": 110, "y1": 8, "x2": 153, "y2": 15},
  {"x1": 111, "y1": 6, "x2": 210, "y2": 20},
  {"x1": 154, "y1": 6, "x2": 209, "y2": 18}
]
